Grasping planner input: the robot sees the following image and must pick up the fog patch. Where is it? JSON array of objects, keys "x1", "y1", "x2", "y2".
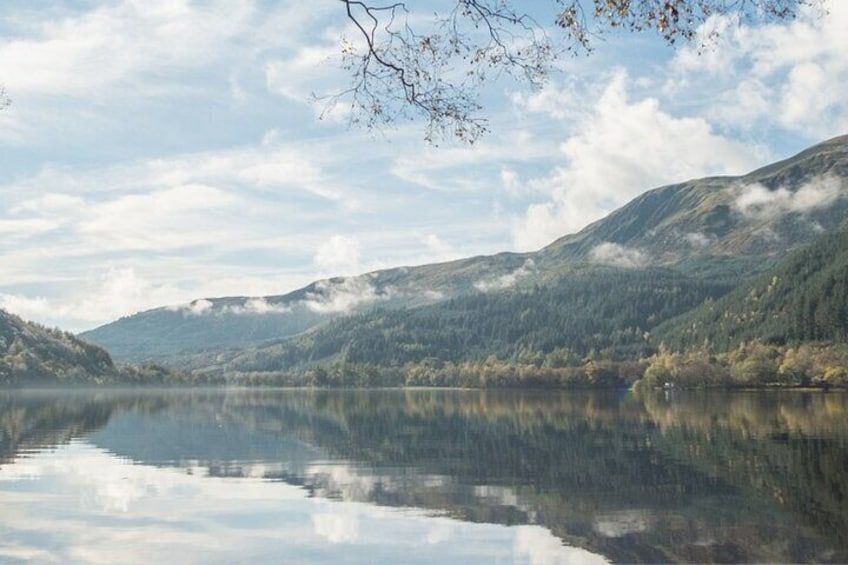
[
  {"x1": 589, "y1": 243, "x2": 648, "y2": 269},
  {"x1": 421, "y1": 290, "x2": 445, "y2": 301},
  {"x1": 685, "y1": 231, "x2": 713, "y2": 248},
  {"x1": 302, "y1": 276, "x2": 389, "y2": 314},
  {"x1": 733, "y1": 174, "x2": 843, "y2": 219},
  {"x1": 223, "y1": 297, "x2": 290, "y2": 315},
  {"x1": 167, "y1": 299, "x2": 213, "y2": 316},
  {"x1": 474, "y1": 259, "x2": 535, "y2": 292}
]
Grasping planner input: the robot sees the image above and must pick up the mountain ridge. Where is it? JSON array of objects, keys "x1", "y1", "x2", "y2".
[{"x1": 81, "y1": 134, "x2": 848, "y2": 366}]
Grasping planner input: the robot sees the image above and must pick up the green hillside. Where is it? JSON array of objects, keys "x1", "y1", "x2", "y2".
[
  {"x1": 218, "y1": 266, "x2": 729, "y2": 375},
  {"x1": 0, "y1": 309, "x2": 117, "y2": 384},
  {"x1": 0, "y1": 309, "x2": 188, "y2": 385},
  {"x1": 655, "y1": 228, "x2": 848, "y2": 351},
  {"x1": 81, "y1": 252, "x2": 532, "y2": 364},
  {"x1": 540, "y1": 134, "x2": 848, "y2": 269},
  {"x1": 80, "y1": 134, "x2": 848, "y2": 378}
]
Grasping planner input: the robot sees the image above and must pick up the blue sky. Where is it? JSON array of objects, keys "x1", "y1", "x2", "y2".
[{"x1": 1, "y1": 1, "x2": 847, "y2": 331}]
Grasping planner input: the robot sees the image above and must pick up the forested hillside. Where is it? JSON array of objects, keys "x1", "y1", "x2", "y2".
[
  {"x1": 218, "y1": 267, "x2": 728, "y2": 373},
  {"x1": 0, "y1": 309, "x2": 117, "y2": 384},
  {"x1": 203, "y1": 226, "x2": 848, "y2": 389},
  {"x1": 0, "y1": 309, "x2": 186, "y2": 385},
  {"x1": 655, "y1": 229, "x2": 848, "y2": 351},
  {"x1": 83, "y1": 135, "x2": 848, "y2": 367},
  {"x1": 30, "y1": 133, "x2": 844, "y2": 389},
  {"x1": 81, "y1": 253, "x2": 532, "y2": 363}
]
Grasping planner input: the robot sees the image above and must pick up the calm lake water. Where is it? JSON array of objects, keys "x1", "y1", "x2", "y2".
[{"x1": 0, "y1": 388, "x2": 846, "y2": 564}]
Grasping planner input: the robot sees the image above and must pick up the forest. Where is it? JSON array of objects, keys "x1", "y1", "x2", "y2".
[{"x1": 196, "y1": 228, "x2": 848, "y2": 389}]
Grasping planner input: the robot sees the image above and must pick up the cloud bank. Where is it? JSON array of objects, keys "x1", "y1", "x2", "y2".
[
  {"x1": 511, "y1": 70, "x2": 765, "y2": 251},
  {"x1": 589, "y1": 243, "x2": 649, "y2": 269},
  {"x1": 733, "y1": 175, "x2": 844, "y2": 219},
  {"x1": 303, "y1": 276, "x2": 389, "y2": 314},
  {"x1": 474, "y1": 259, "x2": 535, "y2": 292}
]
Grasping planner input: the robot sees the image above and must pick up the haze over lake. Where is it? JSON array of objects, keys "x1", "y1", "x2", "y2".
[{"x1": 0, "y1": 388, "x2": 845, "y2": 563}]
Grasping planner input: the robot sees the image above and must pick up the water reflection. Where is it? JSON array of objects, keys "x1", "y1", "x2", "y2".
[{"x1": 0, "y1": 389, "x2": 846, "y2": 563}]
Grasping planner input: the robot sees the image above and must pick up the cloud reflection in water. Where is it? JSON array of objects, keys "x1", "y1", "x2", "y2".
[{"x1": 0, "y1": 441, "x2": 607, "y2": 564}]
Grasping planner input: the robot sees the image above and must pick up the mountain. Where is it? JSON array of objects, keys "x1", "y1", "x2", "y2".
[
  {"x1": 1, "y1": 308, "x2": 117, "y2": 384},
  {"x1": 82, "y1": 135, "x2": 848, "y2": 367},
  {"x1": 81, "y1": 251, "x2": 533, "y2": 364},
  {"x1": 212, "y1": 266, "x2": 729, "y2": 376},
  {"x1": 536, "y1": 134, "x2": 848, "y2": 278}
]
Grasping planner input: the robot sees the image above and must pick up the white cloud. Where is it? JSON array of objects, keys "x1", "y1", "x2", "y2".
[
  {"x1": 265, "y1": 45, "x2": 340, "y2": 103},
  {"x1": 732, "y1": 175, "x2": 844, "y2": 219},
  {"x1": 474, "y1": 259, "x2": 535, "y2": 292},
  {"x1": 513, "y1": 525, "x2": 609, "y2": 565},
  {"x1": 0, "y1": 1, "x2": 254, "y2": 97},
  {"x1": 312, "y1": 512, "x2": 360, "y2": 544},
  {"x1": 0, "y1": 1, "x2": 344, "y2": 144},
  {"x1": 419, "y1": 234, "x2": 466, "y2": 264},
  {"x1": 229, "y1": 297, "x2": 291, "y2": 315},
  {"x1": 512, "y1": 71, "x2": 765, "y2": 250},
  {"x1": 423, "y1": 290, "x2": 445, "y2": 301},
  {"x1": 302, "y1": 276, "x2": 388, "y2": 314},
  {"x1": 684, "y1": 232, "x2": 713, "y2": 248},
  {"x1": 77, "y1": 184, "x2": 238, "y2": 251},
  {"x1": 0, "y1": 268, "x2": 186, "y2": 330},
  {"x1": 0, "y1": 218, "x2": 62, "y2": 239},
  {"x1": 143, "y1": 144, "x2": 342, "y2": 202},
  {"x1": 390, "y1": 128, "x2": 554, "y2": 193},
  {"x1": 165, "y1": 295, "x2": 295, "y2": 318},
  {"x1": 589, "y1": 242, "x2": 648, "y2": 269},
  {"x1": 669, "y1": 1, "x2": 848, "y2": 138},
  {"x1": 175, "y1": 299, "x2": 214, "y2": 316},
  {"x1": 10, "y1": 193, "x2": 85, "y2": 214},
  {"x1": 314, "y1": 235, "x2": 363, "y2": 276},
  {"x1": 0, "y1": 294, "x2": 52, "y2": 323},
  {"x1": 0, "y1": 139, "x2": 350, "y2": 272},
  {"x1": 423, "y1": 234, "x2": 451, "y2": 256},
  {"x1": 500, "y1": 168, "x2": 520, "y2": 196}
]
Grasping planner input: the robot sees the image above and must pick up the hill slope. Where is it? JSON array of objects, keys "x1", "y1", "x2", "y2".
[
  {"x1": 212, "y1": 266, "x2": 729, "y2": 375},
  {"x1": 538, "y1": 134, "x2": 848, "y2": 277},
  {"x1": 83, "y1": 135, "x2": 848, "y2": 365},
  {"x1": 654, "y1": 228, "x2": 848, "y2": 351},
  {"x1": 82, "y1": 252, "x2": 532, "y2": 363},
  {"x1": 1, "y1": 309, "x2": 118, "y2": 384}
]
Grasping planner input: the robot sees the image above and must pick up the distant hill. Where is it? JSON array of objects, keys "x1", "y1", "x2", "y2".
[
  {"x1": 0, "y1": 309, "x2": 185, "y2": 385},
  {"x1": 80, "y1": 251, "x2": 532, "y2": 364},
  {"x1": 210, "y1": 266, "x2": 729, "y2": 375},
  {"x1": 1, "y1": 309, "x2": 117, "y2": 384},
  {"x1": 82, "y1": 134, "x2": 848, "y2": 368}
]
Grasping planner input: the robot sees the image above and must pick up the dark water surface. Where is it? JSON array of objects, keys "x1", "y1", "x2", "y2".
[{"x1": 0, "y1": 388, "x2": 846, "y2": 563}]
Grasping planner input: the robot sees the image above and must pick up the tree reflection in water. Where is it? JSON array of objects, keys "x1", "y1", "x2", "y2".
[{"x1": 0, "y1": 388, "x2": 846, "y2": 563}]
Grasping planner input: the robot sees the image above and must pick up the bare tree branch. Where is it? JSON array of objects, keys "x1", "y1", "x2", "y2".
[{"x1": 324, "y1": 0, "x2": 821, "y2": 144}]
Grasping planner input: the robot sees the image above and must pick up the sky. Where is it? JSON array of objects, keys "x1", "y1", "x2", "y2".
[{"x1": 1, "y1": 0, "x2": 847, "y2": 332}]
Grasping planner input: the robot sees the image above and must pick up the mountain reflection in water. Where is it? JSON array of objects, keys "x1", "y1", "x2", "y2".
[{"x1": 0, "y1": 388, "x2": 846, "y2": 563}]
